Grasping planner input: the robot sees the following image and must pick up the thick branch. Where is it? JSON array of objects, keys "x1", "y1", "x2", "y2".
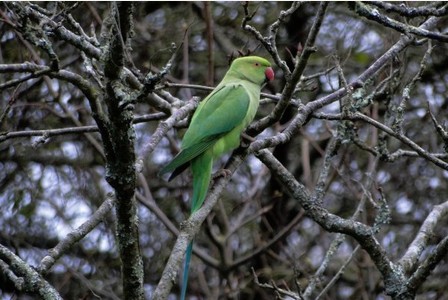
[
  {"x1": 398, "y1": 201, "x2": 448, "y2": 274},
  {"x1": 99, "y1": 3, "x2": 144, "y2": 300},
  {"x1": 255, "y1": 150, "x2": 405, "y2": 297},
  {"x1": 0, "y1": 245, "x2": 62, "y2": 299},
  {"x1": 404, "y1": 236, "x2": 448, "y2": 298}
]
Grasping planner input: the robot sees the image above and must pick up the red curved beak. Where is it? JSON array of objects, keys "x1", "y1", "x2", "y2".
[{"x1": 265, "y1": 67, "x2": 274, "y2": 82}]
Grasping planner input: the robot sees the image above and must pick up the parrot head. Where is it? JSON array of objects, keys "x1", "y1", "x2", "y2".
[{"x1": 228, "y1": 56, "x2": 274, "y2": 85}]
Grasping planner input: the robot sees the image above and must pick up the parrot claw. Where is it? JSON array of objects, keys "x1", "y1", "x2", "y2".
[
  {"x1": 240, "y1": 132, "x2": 255, "y2": 148},
  {"x1": 212, "y1": 169, "x2": 232, "y2": 180}
]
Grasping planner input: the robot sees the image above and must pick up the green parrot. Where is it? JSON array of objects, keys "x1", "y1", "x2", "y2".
[{"x1": 159, "y1": 56, "x2": 274, "y2": 299}]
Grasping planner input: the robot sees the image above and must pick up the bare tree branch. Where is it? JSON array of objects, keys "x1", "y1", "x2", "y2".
[
  {"x1": 248, "y1": 1, "x2": 329, "y2": 135},
  {"x1": 0, "y1": 113, "x2": 165, "y2": 143},
  {"x1": 367, "y1": 1, "x2": 448, "y2": 18},
  {"x1": 255, "y1": 150, "x2": 404, "y2": 297},
  {"x1": 95, "y1": 3, "x2": 145, "y2": 300},
  {"x1": 404, "y1": 236, "x2": 448, "y2": 297},
  {"x1": 313, "y1": 111, "x2": 448, "y2": 170},
  {"x1": 398, "y1": 201, "x2": 448, "y2": 274},
  {"x1": 38, "y1": 195, "x2": 115, "y2": 274},
  {"x1": 352, "y1": 2, "x2": 448, "y2": 42},
  {"x1": 0, "y1": 245, "x2": 63, "y2": 299}
]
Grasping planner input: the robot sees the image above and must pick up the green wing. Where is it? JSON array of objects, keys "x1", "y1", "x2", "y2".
[
  {"x1": 158, "y1": 134, "x2": 222, "y2": 180},
  {"x1": 159, "y1": 84, "x2": 250, "y2": 179}
]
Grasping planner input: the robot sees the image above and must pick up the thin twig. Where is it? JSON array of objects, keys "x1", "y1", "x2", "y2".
[
  {"x1": 38, "y1": 195, "x2": 115, "y2": 274},
  {"x1": 248, "y1": 2, "x2": 329, "y2": 135},
  {"x1": 313, "y1": 111, "x2": 448, "y2": 170},
  {"x1": 0, "y1": 113, "x2": 166, "y2": 143}
]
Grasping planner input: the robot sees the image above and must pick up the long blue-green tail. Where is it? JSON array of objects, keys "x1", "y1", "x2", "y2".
[
  {"x1": 180, "y1": 152, "x2": 213, "y2": 299},
  {"x1": 180, "y1": 242, "x2": 193, "y2": 300}
]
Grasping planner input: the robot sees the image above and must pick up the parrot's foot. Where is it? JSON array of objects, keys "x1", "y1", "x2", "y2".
[
  {"x1": 240, "y1": 132, "x2": 256, "y2": 148},
  {"x1": 212, "y1": 169, "x2": 232, "y2": 180}
]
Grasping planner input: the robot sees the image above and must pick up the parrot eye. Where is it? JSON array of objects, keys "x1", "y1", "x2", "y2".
[{"x1": 254, "y1": 62, "x2": 260, "y2": 66}]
